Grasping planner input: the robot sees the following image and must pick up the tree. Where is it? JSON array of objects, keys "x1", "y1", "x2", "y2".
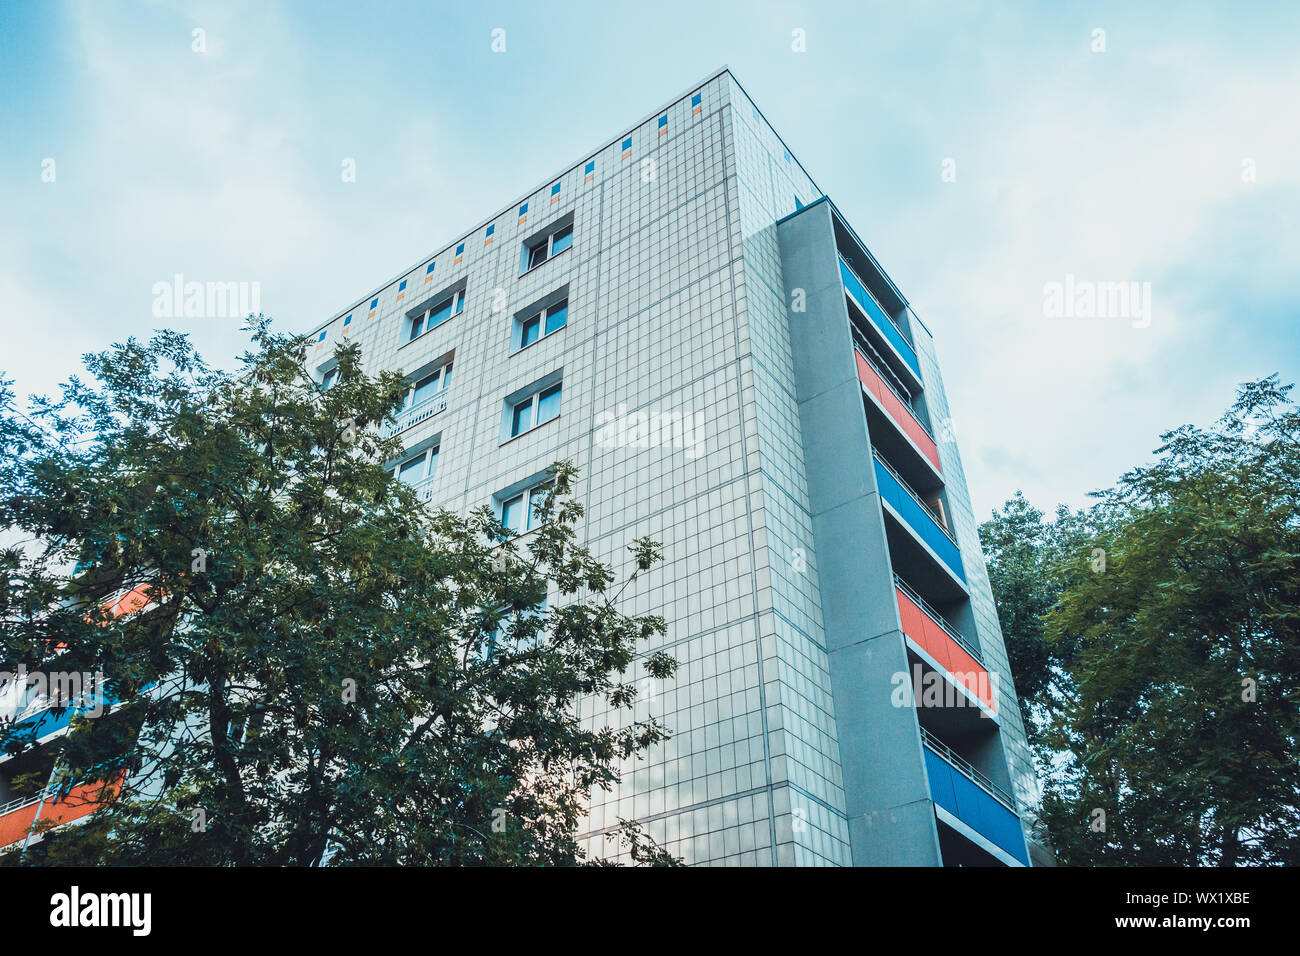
[
  {"x1": 980, "y1": 494, "x2": 1071, "y2": 749},
  {"x1": 984, "y1": 377, "x2": 1300, "y2": 865},
  {"x1": 0, "y1": 320, "x2": 679, "y2": 865}
]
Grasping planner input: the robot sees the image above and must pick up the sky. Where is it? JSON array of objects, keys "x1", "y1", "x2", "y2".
[{"x1": 1, "y1": 0, "x2": 1296, "y2": 520}]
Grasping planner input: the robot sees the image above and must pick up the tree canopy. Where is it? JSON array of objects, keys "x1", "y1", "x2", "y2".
[
  {"x1": 981, "y1": 377, "x2": 1300, "y2": 865},
  {"x1": 0, "y1": 320, "x2": 678, "y2": 865}
]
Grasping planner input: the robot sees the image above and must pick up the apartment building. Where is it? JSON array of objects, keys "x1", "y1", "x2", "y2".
[{"x1": 1, "y1": 67, "x2": 1044, "y2": 866}]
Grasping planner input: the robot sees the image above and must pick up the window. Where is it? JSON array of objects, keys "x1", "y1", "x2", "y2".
[
  {"x1": 544, "y1": 300, "x2": 568, "y2": 334},
  {"x1": 512, "y1": 290, "x2": 568, "y2": 353},
  {"x1": 502, "y1": 373, "x2": 562, "y2": 441},
  {"x1": 403, "y1": 360, "x2": 452, "y2": 409},
  {"x1": 520, "y1": 313, "x2": 541, "y2": 349},
  {"x1": 499, "y1": 482, "x2": 552, "y2": 534},
  {"x1": 521, "y1": 215, "x2": 574, "y2": 274},
  {"x1": 319, "y1": 367, "x2": 338, "y2": 391},
  {"x1": 393, "y1": 445, "x2": 438, "y2": 487},
  {"x1": 506, "y1": 385, "x2": 560, "y2": 439},
  {"x1": 526, "y1": 242, "x2": 545, "y2": 271},
  {"x1": 550, "y1": 224, "x2": 573, "y2": 256},
  {"x1": 407, "y1": 285, "x2": 466, "y2": 341},
  {"x1": 535, "y1": 384, "x2": 561, "y2": 424},
  {"x1": 510, "y1": 398, "x2": 532, "y2": 437}
]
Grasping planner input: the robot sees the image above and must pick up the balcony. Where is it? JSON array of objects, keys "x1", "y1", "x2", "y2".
[
  {"x1": 4, "y1": 687, "x2": 127, "y2": 750},
  {"x1": 895, "y1": 576, "x2": 994, "y2": 714},
  {"x1": 840, "y1": 256, "x2": 921, "y2": 381},
  {"x1": 382, "y1": 388, "x2": 449, "y2": 439},
  {"x1": 854, "y1": 339, "x2": 941, "y2": 474},
  {"x1": 921, "y1": 726, "x2": 1028, "y2": 866},
  {"x1": 0, "y1": 776, "x2": 119, "y2": 849},
  {"x1": 873, "y1": 452, "x2": 966, "y2": 584}
]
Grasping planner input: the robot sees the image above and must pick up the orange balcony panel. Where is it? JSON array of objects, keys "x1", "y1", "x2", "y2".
[
  {"x1": 0, "y1": 776, "x2": 122, "y2": 848},
  {"x1": 855, "y1": 351, "x2": 941, "y2": 473},
  {"x1": 109, "y1": 583, "x2": 155, "y2": 618},
  {"x1": 895, "y1": 586, "x2": 995, "y2": 712}
]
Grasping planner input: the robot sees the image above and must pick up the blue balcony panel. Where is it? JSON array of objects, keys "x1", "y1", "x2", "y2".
[
  {"x1": 840, "y1": 257, "x2": 921, "y2": 380},
  {"x1": 9, "y1": 691, "x2": 126, "y2": 742},
  {"x1": 924, "y1": 746, "x2": 1029, "y2": 866},
  {"x1": 873, "y1": 457, "x2": 966, "y2": 583}
]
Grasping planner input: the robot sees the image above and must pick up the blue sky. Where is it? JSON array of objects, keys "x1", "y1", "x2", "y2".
[{"x1": 1, "y1": 0, "x2": 1297, "y2": 518}]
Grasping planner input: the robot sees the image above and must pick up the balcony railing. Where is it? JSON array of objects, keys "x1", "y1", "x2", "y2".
[
  {"x1": 0, "y1": 787, "x2": 51, "y2": 819},
  {"x1": 409, "y1": 475, "x2": 439, "y2": 503},
  {"x1": 895, "y1": 574, "x2": 982, "y2": 665},
  {"x1": 840, "y1": 257, "x2": 921, "y2": 380},
  {"x1": 382, "y1": 389, "x2": 449, "y2": 439},
  {"x1": 875, "y1": 453, "x2": 948, "y2": 535},
  {"x1": 852, "y1": 328, "x2": 919, "y2": 417},
  {"x1": 921, "y1": 726, "x2": 1029, "y2": 865},
  {"x1": 920, "y1": 726, "x2": 1015, "y2": 810},
  {"x1": 873, "y1": 452, "x2": 967, "y2": 584},
  {"x1": 854, "y1": 343, "x2": 942, "y2": 473}
]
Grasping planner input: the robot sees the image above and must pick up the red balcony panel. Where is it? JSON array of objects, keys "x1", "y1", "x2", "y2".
[
  {"x1": 946, "y1": 641, "x2": 992, "y2": 712},
  {"x1": 52, "y1": 582, "x2": 159, "y2": 651},
  {"x1": 0, "y1": 802, "x2": 40, "y2": 848},
  {"x1": 110, "y1": 583, "x2": 155, "y2": 618},
  {"x1": 0, "y1": 776, "x2": 122, "y2": 848},
  {"x1": 895, "y1": 586, "x2": 995, "y2": 712},
  {"x1": 857, "y1": 353, "x2": 941, "y2": 471},
  {"x1": 855, "y1": 351, "x2": 941, "y2": 473}
]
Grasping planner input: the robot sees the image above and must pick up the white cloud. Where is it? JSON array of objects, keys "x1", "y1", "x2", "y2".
[{"x1": 889, "y1": 48, "x2": 1300, "y2": 516}]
